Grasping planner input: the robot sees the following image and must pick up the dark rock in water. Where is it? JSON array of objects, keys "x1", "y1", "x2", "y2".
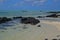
[
  {"x1": 21, "y1": 17, "x2": 40, "y2": 25},
  {"x1": 13, "y1": 16, "x2": 22, "y2": 19},
  {"x1": 37, "y1": 25, "x2": 41, "y2": 27},
  {"x1": 46, "y1": 14, "x2": 58, "y2": 18},
  {"x1": 0, "y1": 17, "x2": 12, "y2": 24},
  {"x1": 37, "y1": 16, "x2": 44, "y2": 18}
]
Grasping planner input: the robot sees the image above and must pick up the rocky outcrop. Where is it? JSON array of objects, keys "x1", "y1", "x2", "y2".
[
  {"x1": 0, "y1": 16, "x2": 40, "y2": 25},
  {"x1": 37, "y1": 16, "x2": 44, "y2": 18},
  {"x1": 37, "y1": 16, "x2": 43, "y2": 18},
  {"x1": 21, "y1": 17, "x2": 40, "y2": 25},
  {"x1": 0, "y1": 17, "x2": 12, "y2": 24},
  {"x1": 13, "y1": 16, "x2": 22, "y2": 19},
  {"x1": 46, "y1": 14, "x2": 58, "y2": 18}
]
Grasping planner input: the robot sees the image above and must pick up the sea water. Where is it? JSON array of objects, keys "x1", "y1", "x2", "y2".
[
  {"x1": 0, "y1": 10, "x2": 59, "y2": 29},
  {"x1": 0, "y1": 11, "x2": 49, "y2": 17},
  {"x1": 0, "y1": 11, "x2": 60, "y2": 30},
  {"x1": 0, "y1": 11, "x2": 60, "y2": 40}
]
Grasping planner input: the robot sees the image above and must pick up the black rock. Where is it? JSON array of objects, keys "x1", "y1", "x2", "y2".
[
  {"x1": 13, "y1": 16, "x2": 22, "y2": 19},
  {"x1": 46, "y1": 14, "x2": 58, "y2": 18},
  {"x1": 37, "y1": 16, "x2": 44, "y2": 18},
  {"x1": 21, "y1": 17, "x2": 40, "y2": 25},
  {"x1": 45, "y1": 38, "x2": 48, "y2": 40},
  {"x1": 0, "y1": 17, "x2": 12, "y2": 24},
  {"x1": 37, "y1": 25, "x2": 41, "y2": 27}
]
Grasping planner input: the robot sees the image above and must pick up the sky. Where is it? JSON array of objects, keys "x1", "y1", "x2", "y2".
[{"x1": 0, "y1": 0, "x2": 60, "y2": 11}]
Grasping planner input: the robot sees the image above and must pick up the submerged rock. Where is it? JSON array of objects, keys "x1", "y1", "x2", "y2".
[{"x1": 21, "y1": 17, "x2": 40, "y2": 25}]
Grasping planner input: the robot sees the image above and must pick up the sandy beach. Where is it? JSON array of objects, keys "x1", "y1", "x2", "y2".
[{"x1": 0, "y1": 19, "x2": 60, "y2": 40}]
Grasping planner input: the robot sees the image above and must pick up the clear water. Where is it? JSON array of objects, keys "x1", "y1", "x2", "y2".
[{"x1": 0, "y1": 11, "x2": 50, "y2": 17}]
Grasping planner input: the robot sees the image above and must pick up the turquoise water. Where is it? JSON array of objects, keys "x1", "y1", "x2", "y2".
[{"x1": 0, "y1": 11, "x2": 49, "y2": 17}]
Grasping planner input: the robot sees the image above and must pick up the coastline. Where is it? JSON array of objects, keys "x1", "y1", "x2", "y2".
[{"x1": 0, "y1": 19, "x2": 60, "y2": 40}]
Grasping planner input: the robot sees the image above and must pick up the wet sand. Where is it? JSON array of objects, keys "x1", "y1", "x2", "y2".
[{"x1": 0, "y1": 20, "x2": 60, "y2": 40}]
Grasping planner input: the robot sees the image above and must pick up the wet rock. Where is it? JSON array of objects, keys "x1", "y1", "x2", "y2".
[
  {"x1": 21, "y1": 17, "x2": 40, "y2": 25},
  {"x1": 46, "y1": 14, "x2": 58, "y2": 18},
  {"x1": 37, "y1": 25, "x2": 41, "y2": 27},
  {"x1": 13, "y1": 16, "x2": 22, "y2": 19},
  {"x1": 37, "y1": 16, "x2": 44, "y2": 18},
  {"x1": 0, "y1": 17, "x2": 12, "y2": 24}
]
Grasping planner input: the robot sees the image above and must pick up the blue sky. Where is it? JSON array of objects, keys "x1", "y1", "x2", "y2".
[{"x1": 0, "y1": 0, "x2": 60, "y2": 11}]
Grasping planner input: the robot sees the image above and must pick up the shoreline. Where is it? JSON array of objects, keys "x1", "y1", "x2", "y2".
[{"x1": 0, "y1": 19, "x2": 60, "y2": 40}]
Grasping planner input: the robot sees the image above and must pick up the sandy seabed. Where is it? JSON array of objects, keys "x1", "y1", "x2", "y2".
[{"x1": 0, "y1": 20, "x2": 60, "y2": 40}]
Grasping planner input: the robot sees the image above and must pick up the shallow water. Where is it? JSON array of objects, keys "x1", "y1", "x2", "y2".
[{"x1": 0, "y1": 11, "x2": 50, "y2": 17}]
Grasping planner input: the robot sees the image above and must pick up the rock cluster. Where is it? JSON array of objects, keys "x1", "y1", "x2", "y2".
[
  {"x1": 0, "y1": 17, "x2": 12, "y2": 24},
  {"x1": 0, "y1": 16, "x2": 40, "y2": 25},
  {"x1": 46, "y1": 14, "x2": 58, "y2": 18},
  {"x1": 21, "y1": 17, "x2": 40, "y2": 25}
]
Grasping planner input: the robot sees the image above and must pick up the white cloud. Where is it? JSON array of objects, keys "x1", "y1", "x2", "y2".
[
  {"x1": 11, "y1": 0, "x2": 59, "y2": 7},
  {"x1": 13, "y1": 1, "x2": 25, "y2": 7},
  {"x1": 8, "y1": 0, "x2": 59, "y2": 8},
  {"x1": 23, "y1": 0, "x2": 47, "y2": 6}
]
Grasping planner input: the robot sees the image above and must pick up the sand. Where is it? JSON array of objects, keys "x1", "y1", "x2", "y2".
[
  {"x1": 41, "y1": 20, "x2": 60, "y2": 31},
  {"x1": 0, "y1": 20, "x2": 60, "y2": 40}
]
